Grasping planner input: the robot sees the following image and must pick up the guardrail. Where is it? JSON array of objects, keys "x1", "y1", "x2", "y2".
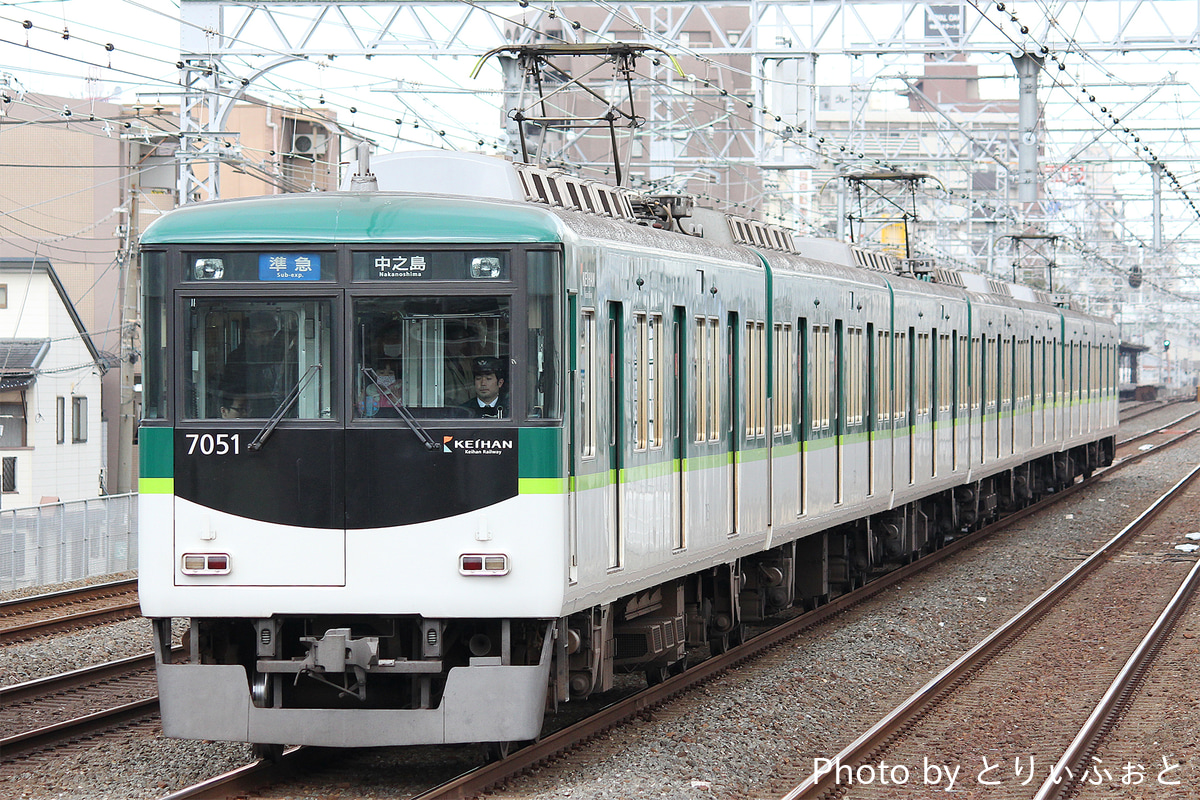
[{"x1": 0, "y1": 494, "x2": 137, "y2": 593}]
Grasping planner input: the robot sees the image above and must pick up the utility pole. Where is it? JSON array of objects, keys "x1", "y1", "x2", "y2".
[{"x1": 115, "y1": 138, "x2": 141, "y2": 494}]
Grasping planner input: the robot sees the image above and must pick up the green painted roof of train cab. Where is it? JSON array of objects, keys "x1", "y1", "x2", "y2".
[{"x1": 140, "y1": 192, "x2": 566, "y2": 245}]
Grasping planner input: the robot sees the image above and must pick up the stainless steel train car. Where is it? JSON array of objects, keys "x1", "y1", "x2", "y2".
[{"x1": 137, "y1": 151, "x2": 1118, "y2": 755}]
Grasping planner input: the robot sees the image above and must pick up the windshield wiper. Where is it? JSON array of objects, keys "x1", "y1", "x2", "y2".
[
  {"x1": 248, "y1": 363, "x2": 322, "y2": 451},
  {"x1": 360, "y1": 366, "x2": 438, "y2": 450}
]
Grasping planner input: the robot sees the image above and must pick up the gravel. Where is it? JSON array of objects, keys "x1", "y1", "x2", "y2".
[{"x1": 2, "y1": 404, "x2": 1197, "y2": 799}]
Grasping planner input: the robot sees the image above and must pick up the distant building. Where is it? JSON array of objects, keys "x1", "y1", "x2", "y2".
[
  {"x1": 0, "y1": 259, "x2": 108, "y2": 507},
  {"x1": 0, "y1": 84, "x2": 339, "y2": 497}
]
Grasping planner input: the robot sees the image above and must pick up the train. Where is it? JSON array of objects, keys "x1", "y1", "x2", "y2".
[{"x1": 137, "y1": 150, "x2": 1118, "y2": 757}]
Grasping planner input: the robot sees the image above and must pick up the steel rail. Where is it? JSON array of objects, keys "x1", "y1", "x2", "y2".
[
  {"x1": 156, "y1": 748, "x2": 320, "y2": 800},
  {"x1": 0, "y1": 578, "x2": 141, "y2": 643},
  {"x1": 0, "y1": 652, "x2": 156, "y2": 705},
  {"x1": 1032, "y1": 557, "x2": 1200, "y2": 800},
  {"x1": 779, "y1": 461, "x2": 1200, "y2": 800},
  {"x1": 1116, "y1": 408, "x2": 1200, "y2": 448},
  {"x1": 0, "y1": 577, "x2": 138, "y2": 615},
  {"x1": 0, "y1": 697, "x2": 160, "y2": 759},
  {"x1": 0, "y1": 602, "x2": 143, "y2": 643}
]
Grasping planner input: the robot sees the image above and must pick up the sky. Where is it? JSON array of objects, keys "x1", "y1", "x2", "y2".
[{"x1": 0, "y1": 0, "x2": 508, "y2": 155}]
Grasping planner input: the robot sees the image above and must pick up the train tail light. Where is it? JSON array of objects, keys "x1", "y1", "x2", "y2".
[
  {"x1": 181, "y1": 553, "x2": 232, "y2": 575},
  {"x1": 459, "y1": 553, "x2": 509, "y2": 576}
]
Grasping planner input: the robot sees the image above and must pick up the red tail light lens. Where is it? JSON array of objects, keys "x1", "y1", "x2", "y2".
[
  {"x1": 181, "y1": 553, "x2": 232, "y2": 575},
  {"x1": 459, "y1": 554, "x2": 509, "y2": 576}
]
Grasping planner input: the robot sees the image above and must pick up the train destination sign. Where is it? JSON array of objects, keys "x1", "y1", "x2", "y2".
[
  {"x1": 353, "y1": 250, "x2": 509, "y2": 281},
  {"x1": 258, "y1": 253, "x2": 322, "y2": 281}
]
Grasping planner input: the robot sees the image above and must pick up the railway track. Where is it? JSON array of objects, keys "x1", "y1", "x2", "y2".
[
  {"x1": 0, "y1": 578, "x2": 141, "y2": 643},
  {"x1": 0, "y1": 654, "x2": 161, "y2": 760},
  {"x1": 7, "y1": 407, "x2": 1191, "y2": 796},
  {"x1": 1117, "y1": 395, "x2": 1192, "y2": 423},
  {"x1": 780, "y1": 462, "x2": 1200, "y2": 799},
  {"x1": 152, "y1": 412, "x2": 1200, "y2": 800}
]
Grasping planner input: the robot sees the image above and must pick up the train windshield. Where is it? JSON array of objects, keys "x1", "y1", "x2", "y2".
[
  {"x1": 184, "y1": 300, "x2": 334, "y2": 419},
  {"x1": 353, "y1": 297, "x2": 511, "y2": 419},
  {"x1": 148, "y1": 246, "x2": 561, "y2": 423}
]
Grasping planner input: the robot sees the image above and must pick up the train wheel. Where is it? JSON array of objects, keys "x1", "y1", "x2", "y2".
[
  {"x1": 644, "y1": 665, "x2": 671, "y2": 686},
  {"x1": 252, "y1": 743, "x2": 284, "y2": 762},
  {"x1": 668, "y1": 654, "x2": 689, "y2": 676},
  {"x1": 485, "y1": 740, "x2": 527, "y2": 762}
]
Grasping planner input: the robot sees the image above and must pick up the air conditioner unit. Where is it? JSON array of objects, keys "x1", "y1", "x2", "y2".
[{"x1": 292, "y1": 133, "x2": 328, "y2": 156}]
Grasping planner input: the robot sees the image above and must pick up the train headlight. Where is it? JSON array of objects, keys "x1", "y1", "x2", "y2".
[
  {"x1": 193, "y1": 258, "x2": 225, "y2": 280},
  {"x1": 181, "y1": 553, "x2": 232, "y2": 575},
  {"x1": 470, "y1": 256, "x2": 502, "y2": 279},
  {"x1": 459, "y1": 553, "x2": 509, "y2": 576}
]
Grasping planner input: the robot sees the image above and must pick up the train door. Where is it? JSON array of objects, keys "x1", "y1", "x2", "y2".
[
  {"x1": 930, "y1": 330, "x2": 939, "y2": 477},
  {"x1": 867, "y1": 323, "x2": 876, "y2": 495},
  {"x1": 798, "y1": 318, "x2": 808, "y2": 515},
  {"x1": 902, "y1": 328, "x2": 912, "y2": 484},
  {"x1": 727, "y1": 312, "x2": 739, "y2": 535},
  {"x1": 569, "y1": 300, "x2": 593, "y2": 585},
  {"x1": 673, "y1": 308, "x2": 686, "y2": 550},
  {"x1": 1070, "y1": 340, "x2": 1077, "y2": 436},
  {"x1": 608, "y1": 302, "x2": 624, "y2": 568},
  {"x1": 834, "y1": 320, "x2": 845, "y2": 504}
]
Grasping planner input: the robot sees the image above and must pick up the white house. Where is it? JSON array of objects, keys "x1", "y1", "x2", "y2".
[{"x1": 0, "y1": 258, "x2": 108, "y2": 508}]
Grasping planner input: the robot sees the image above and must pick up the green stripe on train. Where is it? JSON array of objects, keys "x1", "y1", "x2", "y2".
[
  {"x1": 519, "y1": 427, "x2": 563, "y2": 478},
  {"x1": 139, "y1": 426, "x2": 173, "y2": 478}
]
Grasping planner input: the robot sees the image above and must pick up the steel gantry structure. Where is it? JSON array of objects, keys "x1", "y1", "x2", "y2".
[{"x1": 175, "y1": 0, "x2": 1200, "y2": 345}]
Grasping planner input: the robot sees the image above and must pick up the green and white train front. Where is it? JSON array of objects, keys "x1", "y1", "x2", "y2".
[{"x1": 138, "y1": 233, "x2": 569, "y2": 748}]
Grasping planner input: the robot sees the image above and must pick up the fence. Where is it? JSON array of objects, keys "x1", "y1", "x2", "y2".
[{"x1": 0, "y1": 493, "x2": 137, "y2": 593}]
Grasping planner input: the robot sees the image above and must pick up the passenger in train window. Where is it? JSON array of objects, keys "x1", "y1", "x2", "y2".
[
  {"x1": 460, "y1": 356, "x2": 508, "y2": 419},
  {"x1": 360, "y1": 364, "x2": 400, "y2": 417}
]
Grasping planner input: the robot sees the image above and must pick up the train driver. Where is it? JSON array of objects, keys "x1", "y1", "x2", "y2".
[{"x1": 460, "y1": 357, "x2": 508, "y2": 419}]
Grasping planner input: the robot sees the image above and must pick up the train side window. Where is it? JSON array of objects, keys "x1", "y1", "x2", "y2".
[
  {"x1": 958, "y1": 335, "x2": 969, "y2": 412},
  {"x1": 847, "y1": 327, "x2": 863, "y2": 426},
  {"x1": 876, "y1": 329, "x2": 890, "y2": 425},
  {"x1": 142, "y1": 251, "x2": 168, "y2": 419},
  {"x1": 893, "y1": 331, "x2": 907, "y2": 423},
  {"x1": 970, "y1": 336, "x2": 981, "y2": 410},
  {"x1": 745, "y1": 321, "x2": 766, "y2": 438},
  {"x1": 773, "y1": 323, "x2": 792, "y2": 436},
  {"x1": 938, "y1": 333, "x2": 952, "y2": 413},
  {"x1": 694, "y1": 317, "x2": 707, "y2": 443},
  {"x1": 634, "y1": 313, "x2": 648, "y2": 451},
  {"x1": 650, "y1": 314, "x2": 663, "y2": 449},
  {"x1": 917, "y1": 332, "x2": 931, "y2": 416},
  {"x1": 705, "y1": 319, "x2": 715, "y2": 443},
  {"x1": 580, "y1": 309, "x2": 596, "y2": 458},
  {"x1": 526, "y1": 250, "x2": 562, "y2": 421}
]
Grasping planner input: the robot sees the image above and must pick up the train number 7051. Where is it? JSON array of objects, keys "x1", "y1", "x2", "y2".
[{"x1": 185, "y1": 433, "x2": 241, "y2": 456}]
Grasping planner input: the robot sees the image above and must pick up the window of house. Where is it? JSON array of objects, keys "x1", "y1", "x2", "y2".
[
  {"x1": 72, "y1": 396, "x2": 87, "y2": 443},
  {"x1": 2, "y1": 456, "x2": 15, "y2": 492},
  {"x1": 0, "y1": 401, "x2": 26, "y2": 448},
  {"x1": 56, "y1": 397, "x2": 65, "y2": 444}
]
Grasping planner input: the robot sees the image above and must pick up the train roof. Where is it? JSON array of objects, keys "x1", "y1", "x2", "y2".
[
  {"x1": 140, "y1": 191, "x2": 565, "y2": 246},
  {"x1": 143, "y1": 151, "x2": 1105, "y2": 323}
]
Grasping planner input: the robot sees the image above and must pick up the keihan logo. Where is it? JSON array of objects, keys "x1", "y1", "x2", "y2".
[{"x1": 441, "y1": 435, "x2": 514, "y2": 455}]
